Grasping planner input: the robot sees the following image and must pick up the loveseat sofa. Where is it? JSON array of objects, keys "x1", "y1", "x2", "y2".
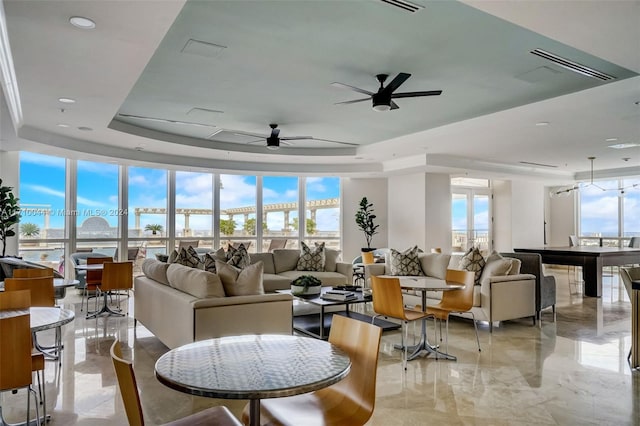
[
  {"x1": 134, "y1": 259, "x2": 293, "y2": 349},
  {"x1": 365, "y1": 251, "x2": 537, "y2": 332},
  {"x1": 247, "y1": 249, "x2": 353, "y2": 292}
]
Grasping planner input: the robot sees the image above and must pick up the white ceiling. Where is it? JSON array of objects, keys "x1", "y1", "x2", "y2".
[{"x1": 1, "y1": 0, "x2": 639, "y2": 182}]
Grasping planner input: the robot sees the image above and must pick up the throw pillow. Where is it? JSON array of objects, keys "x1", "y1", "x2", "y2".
[
  {"x1": 296, "y1": 241, "x2": 326, "y2": 272},
  {"x1": 458, "y1": 247, "x2": 486, "y2": 285},
  {"x1": 390, "y1": 246, "x2": 425, "y2": 276},
  {"x1": 141, "y1": 259, "x2": 170, "y2": 286},
  {"x1": 419, "y1": 253, "x2": 451, "y2": 279},
  {"x1": 479, "y1": 257, "x2": 513, "y2": 284},
  {"x1": 215, "y1": 260, "x2": 264, "y2": 296},
  {"x1": 166, "y1": 263, "x2": 225, "y2": 298},
  {"x1": 167, "y1": 249, "x2": 179, "y2": 264},
  {"x1": 227, "y1": 243, "x2": 251, "y2": 268},
  {"x1": 174, "y1": 247, "x2": 202, "y2": 268},
  {"x1": 203, "y1": 253, "x2": 217, "y2": 273}
]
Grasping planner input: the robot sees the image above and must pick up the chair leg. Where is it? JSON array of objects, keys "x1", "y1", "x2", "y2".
[
  {"x1": 402, "y1": 321, "x2": 407, "y2": 370},
  {"x1": 470, "y1": 312, "x2": 481, "y2": 352},
  {"x1": 552, "y1": 305, "x2": 556, "y2": 322},
  {"x1": 445, "y1": 316, "x2": 449, "y2": 356}
]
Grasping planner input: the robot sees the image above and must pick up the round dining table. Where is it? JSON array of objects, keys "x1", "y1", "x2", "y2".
[{"x1": 154, "y1": 334, "x2": 351, "y2": 426}]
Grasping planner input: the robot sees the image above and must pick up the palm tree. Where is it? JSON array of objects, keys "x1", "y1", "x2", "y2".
[
  {"x1": 144, "y1": 224, "x2": 164, "y2": 236},
  {"x1": 20, "y1": 222, "x2": 40, "y2": 238},
  {"x1": 220, "y1": 219, "x2": 236, "y2": 236}
]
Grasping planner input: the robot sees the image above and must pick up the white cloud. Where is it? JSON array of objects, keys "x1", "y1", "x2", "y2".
[
  {"x1": 129, "y1": 174, "x2": 149, "y2": 186},
  {"x1": 25, "y1": 184, "x2": 106, "y2": 207},
  {"x1": 220, "y1": 175, "x2": 256, "y2": 208},
  {"x1": 20, "y1": 152, "x2": 65, "y2": 168}
]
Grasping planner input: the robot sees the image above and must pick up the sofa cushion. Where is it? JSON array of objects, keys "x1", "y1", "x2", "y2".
[
  {"x1": 166, "y1": 263, "x2": 225, "y2": 298},
  {"x1": 141, "y1": 259, "x2": 171, "y2": 286},
  {"x1": 506, "y1": 258, "x2": 522, "y2": 275},
  {"x1": 479, "y1": 257, "x2": 513, "y2": 284},
  {"x1": 486, "y1": 250, "x2": 521, "y2": 275},
  {"x1": 459, "y1": 247, "x2": 485, "y2": 285},
  {"x1": 168, "y1": 249, "x2": 178, "y2": 264},
  {"x1": 250, "y1": 253, "x2": 276, "y2": 274},
  {"x1": 273, "y1": 249, "x2": 301, "y2": 274},
  {"x1": 390, "y1": 246, "x2": 424, "y2": 276},
  {"x1": 419, "y1": 253, "x2": 451, "y2": 279},
  {"x1": 262, "y1": 273, "x2": 292, "y2": 292},
  {"x1": 324, "y1": 248, "x2": 341, "y2": 273},
  {"x1": 297, "y1": 242, "x2": 326, "y2": 272},
  {"x1": 215, "y1": 260, "x2": 265, "y2": 296},
  {"x1": 226, "y1": 243, "x2": 251, "y2": 269}
]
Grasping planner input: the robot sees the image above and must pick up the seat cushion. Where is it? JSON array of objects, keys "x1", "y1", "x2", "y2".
[{"x1": 278, "y1": 270, "x2": 348, "y2": 286}]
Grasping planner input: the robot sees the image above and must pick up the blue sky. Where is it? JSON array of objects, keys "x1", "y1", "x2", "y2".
[{"x1": 18, "y1": 152, "x2": 340, "y2": 234}]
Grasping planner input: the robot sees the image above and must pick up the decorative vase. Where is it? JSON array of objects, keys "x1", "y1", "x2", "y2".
[
  {"x1": 361, "y1": 251, "x2": 375, "y2": 265},
  {"x1": 290, "y1": 284, "x2": 321, "y2": 298}
]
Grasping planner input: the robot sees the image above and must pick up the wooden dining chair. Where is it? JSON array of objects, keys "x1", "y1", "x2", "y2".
[
  {"x1": 370, "y1": 275, "x2": 432, "y2": 369},
  {"x1": 110, "y1": 340, "x2": 242, "y2": 426},
  {"x1": 82, "y1": 256, "x2": 113, "y2": 312},
  {"x1": 242, "y1": 315, "x2": 382, "y2": 426},
  {"x1": 423, "y1": 269, "x2": 480, "y2": 355},
  {"x1": 4, "y1": 276, "x2": 55, "y2": 307},
  {"x1": 99, "y1": 262, "x2": 134, "y2": 315},
  {"x1": 13, "y1": 267, "x2": 55, "y2": 278},
  {"x1": 0, "y1": 290, "x2": 43, "y2": 426}
]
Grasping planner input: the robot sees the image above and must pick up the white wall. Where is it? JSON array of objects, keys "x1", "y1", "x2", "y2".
[
  {"x1": 492, "y1": 180, "x2": 512, "y2": 252},
  {"x1": 388, "y1": 173, "x2": 426, "y2": 250},
  {"x1": 492, "y1": 179, "x2": 545, "y2": 250},
  {"x1": 424, "y1": 173, "x2": 451, "y2": 251},
  {"x1": 548, "y1": 187, "x2": 576, "y2": 246},
  {"x1": 0, "y1": 150, "x2": 20, "y2": 256},
  {"x1": 341, "y1": 177, "x2": 388, "y2": 262}
]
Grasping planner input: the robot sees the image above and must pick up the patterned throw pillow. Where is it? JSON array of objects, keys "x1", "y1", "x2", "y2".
[
  {"x1": 227, "y1": 243, "x2": 251, "y2": 269},
  {"x1": 458, "y1": 247, "x2": 486, "y2": 285},
  {"x1": 203, "y1": 253, "x2": 217, "y2": 273},
  {"x1": 174, "y1": 247, "x2": 202, "y2": 268},
  {"x1": 389, "y1": 246, "x2": 424, "y2": 276},
  {"x1": 296, "y1": 241, "x2": 326, "y2": 271}
]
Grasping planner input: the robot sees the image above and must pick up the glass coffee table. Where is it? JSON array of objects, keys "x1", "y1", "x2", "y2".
[{"x1": 278, "y1": 287, "x2": 400, "y2": 339}]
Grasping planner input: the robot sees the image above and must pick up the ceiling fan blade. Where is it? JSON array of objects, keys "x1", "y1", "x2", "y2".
[
  {"x1": 280, "y1": 136, "x2": 314, "y2": 141},
  {"x1": 334, "y1": 98, "x2": 370, "y2": 105},
  {"x1": 118, "y1": 113, "x2": 217, "y2": 128},
  {"x1": 232, "y1": 130, "x2": 268, "y2": 138},
  {"x1": 310, "y1": 138, "x2": 359, "y2": 146},
  {"x1": 246, "y1": 139, "x2": 268, "y2": 144},
  {"x1": 331, "y1": 82, "x2": 374, "y2": 96},
  {"x1": 383, "y1": 73, "x2": 411, "y2": 94},
  {"x1": 391, "y1": 90, "x2": 442, "y2": 98},
  {"x1": 390, "y1": 101, "x2": 399, "y2": 110}
]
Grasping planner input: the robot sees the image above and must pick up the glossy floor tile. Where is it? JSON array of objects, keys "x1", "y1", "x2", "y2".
[{"x1": 1, "y1": 269, "x2": 638, "y2": 425}]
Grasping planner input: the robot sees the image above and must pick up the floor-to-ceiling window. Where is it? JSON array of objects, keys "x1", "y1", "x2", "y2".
[
  {"x1": 18, "y1": 152, "x2": 67, "y2": 272},
  {"x1": 76, "y1": 160, "x2": 119, "y2": 255},
  {"x1": 219, "y1": 174, "x2": 257, "y2": 251},
  {"x1": 451, "y1": 178, "x2": 491, "y2": 254},
  {"x1": 17, "y1": 152, "x2": 343, "y2": 265},
  {"x1": 128, "y1": 166, "x2": 168, "y2": 258},
  {"x1": 263, "y1": 176, "x2": 298, "y2": 251},
  {"x1": 305, "y1": 177, "x2": 340, "y2": 251},
  {"x1": 579, "y1": 178, "x2": 639, "y2": 247},
  {"x1": 175, "y1": 171, "x2": 214, "y2": 250}
]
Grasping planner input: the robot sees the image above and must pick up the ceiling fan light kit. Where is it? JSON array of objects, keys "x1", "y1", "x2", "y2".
[{"x1": 333, "y1": 72, "x2": 442, "y2": 111}]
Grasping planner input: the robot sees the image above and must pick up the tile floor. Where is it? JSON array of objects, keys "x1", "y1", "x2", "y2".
[{"x1": 1, "y1": 269, "x2": 638, "y2": 425}]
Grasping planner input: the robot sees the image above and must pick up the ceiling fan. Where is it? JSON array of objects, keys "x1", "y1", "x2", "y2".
[
  {"x1": 232, "y1": 124, "x2": 358, "y2": 150},
  {"x1": 332, "y1": 73, "x2": 442, "y2": 111}
]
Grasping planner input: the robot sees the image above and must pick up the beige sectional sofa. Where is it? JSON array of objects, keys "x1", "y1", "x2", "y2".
[
  {"x1": 365, "y1": 252, "x2": 536, "y2": 331},
  {"x1": 248, "y1": 249, "x2": 353, "y2": 292},
  {"x1": 134, "y1": 259, "x2": 293, "y2": 349}
]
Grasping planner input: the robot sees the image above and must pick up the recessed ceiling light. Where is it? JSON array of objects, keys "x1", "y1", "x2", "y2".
[
  {"x1": 535, "y1": 121, "x2": 549, "y2": 126},
  {"x1": 77, "y1": 126, "x2": 93, "y2": 131},
  {"x1": 605, "y1": 138, "x2": 618, "y2": 142},
  {"x1": 57, "y1": 123, "x2": 70, "y2": 128},
  {"x1": 58, "y1": 97, "x2": 76, "y2": 104},
  {"x1": 608, "y1": 143, "x2": 640, "y2": 149},
  {"x1": 69, "y1": 16, "x2": 96, "y2": 30}
]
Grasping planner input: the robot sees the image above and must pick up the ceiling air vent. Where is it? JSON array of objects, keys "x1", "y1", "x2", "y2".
[
  {"x1": 380, "y1": 0, "x2": 424, "y2": 13},
  {"x1": 530, "y1": 49, "x2": 616, "y2": 81}
]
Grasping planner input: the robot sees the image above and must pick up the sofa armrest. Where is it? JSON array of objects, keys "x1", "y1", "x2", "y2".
[
  {"x1": 335, "y1": 262, "x2": 353, "y2": 281},
  {"x1": 364, "y1": 263, "x2": 386, "y2": 284},
  {"x1": 480, "y1": 274, "x2": 536, "y2": 323},
  {"x1": 192, "y1": 293, "x2": 292, "y2": 309}
]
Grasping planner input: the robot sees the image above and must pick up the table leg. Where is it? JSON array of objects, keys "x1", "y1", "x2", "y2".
[
  {"x1": 249, "y1": 398, "x2": 260, "y2": 426},
  {"x1": 582, "y1": 257, "x2": 603, "y2": 297},
  {"x1": 319, "y1": 306, "x2": 326, "y2": 339}
]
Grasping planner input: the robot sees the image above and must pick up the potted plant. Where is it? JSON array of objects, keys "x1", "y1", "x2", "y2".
[
  {"x1": 0, "y1": 179, "x2": 21, "y2": 257},
  {"x1": 355, "y1": 196, "x2": 379, "y2": 253},
  {"x1": 290, "y1": 275, "x2": 322, "y2": 298},
  {"x1": 145, "y1": 223, "x2": 164, "y2": 236}
]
